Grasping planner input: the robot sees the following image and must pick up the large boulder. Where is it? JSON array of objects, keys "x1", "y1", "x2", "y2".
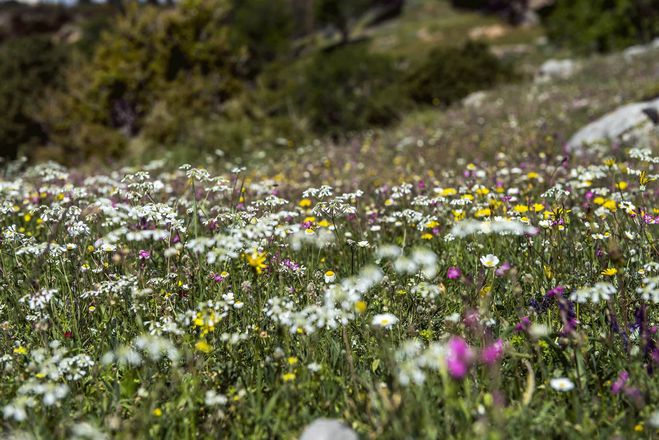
[
  {"x1": 566, "y1": 98, "x2": 659, "y2": 153},
  {"x1": 299, "y1": 419, "x2": 358, "y2": 440}
]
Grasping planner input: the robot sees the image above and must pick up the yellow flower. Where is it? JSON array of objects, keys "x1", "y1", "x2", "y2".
[
  {"x1": 452, "y1": 210, "x2": 466, "y2": 221},
  {"x1": 13, "y1": 346, "x2": 27, "y2": 355},
  {"x1": 303, "y1": 216, "x2": 316, "y2": 223},
  {"x1": 298, "y1": 198, "x2": 312, "y2": 208},
  {"x1": 475, "y1": 187, "x2": 489, "y2": 196},
  {"x1": 152, "y1": 408, "x2": 163, "y2": 417},
  {"x1": 355, "y1": 301, "x2": 367, "y2": 314},
  {"x1": 287, "y1": 357, "x2": 298, "y2": 366},
  {"x1": 282, "y1": 372, "x2": 296, "y2": 382},
  {"x1": 441, "y1": 188, "x2": 457, "y2": 196},
  {"x1": 543, "y1": 265, "x2": 553, "y2": 280},
  {"x1": 246, "y1": 251, "x2": 267, "y2": 274},
  {"x1": 527, "y1": 171, "x2": 540, "y2": 180},
  {"x1": 194, "y1": 309, "x2": 220, "y2": 336},
  {"x1": 474, "y1": 208, "x2": 491, "y2": 218},
  {"x1": 616, "y1": 181, "x2": 628, "y2": 191},
  {"x1": 603, "y1": 200, "x2": 617, "y2": 211},
  {"x1": 639, "y1": 170, "x2": 655, "y2": 186},
  {"x1": 593, "y1": 197, "x2": 605, "y2": 205},
  {"x1": 513, "y1": 204, "x2": 529, "y2": 213},
  {"x1": 317, "y1": 219, "x2": 330, "y2": 228},
  {"x1": 195, "y1": 340, "x2": 212, "y2": 353},
  {"x1": 23, "y1": 213, "x2": 32, "y2": 222},
  {"x1": 421, "y1": 233, "x2": 433, "y2": 240},
  {"x1": 601, "y1": 268, "x2": 618, "y2": 276},
  {"x1": 533, "y1": 203, "x2": 545, "y2": 212},
  {"x1": 426, "y1": 220, "x2": 439, "y2": 228}
]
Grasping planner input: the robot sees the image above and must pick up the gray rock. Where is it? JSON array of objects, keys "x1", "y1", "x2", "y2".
[
  {"x1": 623, "y1": 37, "x2": 659, "y2": 60},
  {"x1": 566, "y1": 97, "x2": 659, "y2": 153},
  {"x1": 299, "y1": 419, "x2": 358, "y2": 440},
  {"x1": 535, "y1": 59, "x2": 577, "y2": 83}
]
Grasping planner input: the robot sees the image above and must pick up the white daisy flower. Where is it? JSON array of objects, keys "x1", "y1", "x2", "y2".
[{"x1": 480, "y1": 254, "x2": 500, "y2": 268}]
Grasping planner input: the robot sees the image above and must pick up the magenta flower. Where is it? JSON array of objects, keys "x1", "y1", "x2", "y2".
[
  {"x1": 546, "y1": 285, "x2": 565, "y2": 298},
  {"x1": 611, "y1": 371, "x2": 629, "y2": 394},
  {"x1": 515, "y1": 316, "x2": 531, "y2": 332},
  {"x1": 481, "y1": 339, "x2": 504, "y2": 366},
  {"x1": 447, "y1": 266, "x2": 462, "y2": 280},
  {"x1": 138, "y1": 249, "x2": 151, "y2": 260},
  {"x1": 446, "y1": 336, "x2": 473, "y2": 379}
]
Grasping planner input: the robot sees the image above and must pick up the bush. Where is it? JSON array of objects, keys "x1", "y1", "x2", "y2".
[
  {"x1": 295, "y1": 43, "x2": 404, "y2": 136},
  {"x1": 543, "y1": 0, "x2": 658, "y2": 53},
  {"x1": 37, "y1": 0, "x2": 249, "y2": 162},
  {"x1": 0, "y1": 36, "x2": 68, "y2": 159},
  {"x1": 230, "y1": 0, "x2": 294, "y2": 76},
  {"x1": 405, "y1": 41, "x2": 518, "y2": 107}
]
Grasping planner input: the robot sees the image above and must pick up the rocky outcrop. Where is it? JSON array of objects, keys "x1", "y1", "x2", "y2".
[{"x1": 566, "y1": 98, "x2": 659, "y2": 153}]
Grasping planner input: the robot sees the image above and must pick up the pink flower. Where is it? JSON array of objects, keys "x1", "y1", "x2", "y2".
[
  {"x1": 611, "y1": 371, "x2": 629, "y2": 394},
  {"x1": 447, "y1": 266, "x2": 462, "y2": 280},
  {"x1": 481, "y1": 339, "x2": 504, "y2": 366},
  {"x1": 446, "y1": 336, "x2": 473, "y2": 379},
  {"x1": 495, "y1": 261, "x2": 511, "y2": 277},
  {"x1": 138, "y1": 249, "x2": 151, "y2": 260}
]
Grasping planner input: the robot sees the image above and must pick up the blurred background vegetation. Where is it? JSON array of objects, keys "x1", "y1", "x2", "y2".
[{"x1": 0, "y1": 0, "x2": 656, "y2": 165}]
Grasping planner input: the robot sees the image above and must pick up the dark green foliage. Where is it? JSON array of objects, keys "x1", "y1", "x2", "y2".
[
  {"x1": 0, "y1": 36, "x2": 68, "y2": 159},
  {"x1": 296, "y1": 43, "x2": 404, "y2": 136},
  {"x1": 37, "y1": 0, "x2": 249, "y2": 161},
  {"x1": 543, "y1": 0, "x2": 658, "y2": 53},
  {"x1": 231, "y1": 0, "x2": 295, "y2": 76},
  {"x1": 405, "y1": 41, "x2": 518, "y2": 107},
  {"x1": 314, "y1": 0, "x2": 371, "y2": 42}
]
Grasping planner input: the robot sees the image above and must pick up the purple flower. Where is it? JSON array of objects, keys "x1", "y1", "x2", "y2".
[
  {"x1": 546, "y1": 285, "x2": 565, "y2": 298},
  {"x1": 446, "y1": 336, "x2": 473, "y2": 379},
  {"x1": 138, "y1": 249, "x2": 151, "y2": 260},
  {"x1": 495, "y1": 261, "x2": 511, "y2": 277},
  {"x1": 447, "y1": 266, "x2": 462, "y2": 280},
  {"x1": 611, "y1": 371, "x2": 629, "y2": 394},
  {"x1": 515, "y1": 316, "x2": 531, "y2": 332},
  {"x1": 481, "y1": 339, "x2": 504, "y2": 366}
]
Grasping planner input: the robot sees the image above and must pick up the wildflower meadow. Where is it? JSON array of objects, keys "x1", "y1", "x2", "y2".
[{"x1": 0, "y1": 145, "x2": 657, "y2": 438}]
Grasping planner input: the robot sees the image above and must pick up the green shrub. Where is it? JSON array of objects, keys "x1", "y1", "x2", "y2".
[
  {"x1": 405, "y1": 41, "x2": 518, "y2": 107},
  {"x1": 37, "y1": 0, "x2": 249, "y2": 162},
  {"x1": 231, "y1": 0, "x2": 294, "y2": 76},
  {"x1": 543, "y1": 0, "x2": 658, "y2": 53},
  {"x1": 295, "y1": 43, "x2": 404, "y2": 136},
  {"x1": 0, "y1": 36, "x2": 68, "y2": 159}
]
